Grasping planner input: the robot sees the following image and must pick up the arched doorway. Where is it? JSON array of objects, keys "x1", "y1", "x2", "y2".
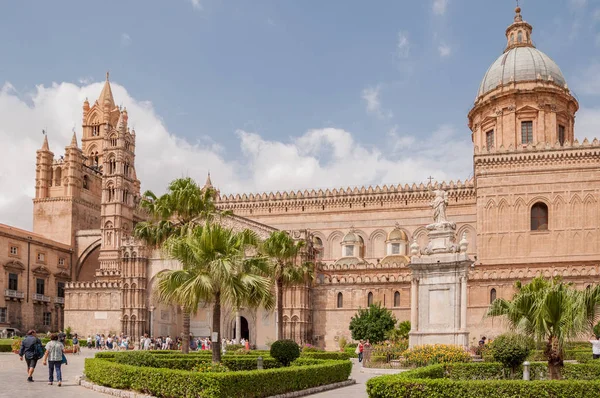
[{"x1": 233, "y1": 316, "x2": 250, "y2": 341}]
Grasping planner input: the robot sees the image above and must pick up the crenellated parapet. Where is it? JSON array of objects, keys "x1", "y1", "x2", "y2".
[
  {"x1": 66, "y1": 281, "x2": 121, "y2": 289},
  {"x1": 474, "y1": 138, "x2": 600, "y2": 172},
  {"x1": 468, "y1": 263, "x2": 600, "y2": 281},
  {"x1": 217, "y1": 179, "x2": 476, "y2": 214}
]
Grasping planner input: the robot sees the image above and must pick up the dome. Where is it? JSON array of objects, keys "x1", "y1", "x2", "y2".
[
  {"x1": 387, "y1": 228, "x2": 408, "y2": 241},
  {"x1": 477, "y1": 46, "x2": 566, "y2": 98},
  {"x1": 342, "y1": 231, "x2": 359, "y2": 243}
]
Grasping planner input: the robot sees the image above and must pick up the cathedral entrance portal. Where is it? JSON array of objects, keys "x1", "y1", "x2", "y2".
[{"x1": 233, "y1": 316, "x2": 250, "y2": 341}]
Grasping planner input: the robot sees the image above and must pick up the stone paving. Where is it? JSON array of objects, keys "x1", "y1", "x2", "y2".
[
  {"x1": 0, "y1": 351, "x2": 397, "y2": 398},
  {"x1": 0, "y1": 349, "x2": 108, "y2": 398}
]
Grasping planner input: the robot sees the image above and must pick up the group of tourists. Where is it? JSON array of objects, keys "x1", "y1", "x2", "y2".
[
  {"x1": 18, "y1": 329, "x2": 66, "y2": 386},
  {"x1": 139, "y1": 334, "x2": 181, "y2": 350},
  {"x1": 355, "y1": 340, "x2": 371, "y2": 363},
  {"x1": 87, "y1": 333, "x2": 131, "y2": 350}
]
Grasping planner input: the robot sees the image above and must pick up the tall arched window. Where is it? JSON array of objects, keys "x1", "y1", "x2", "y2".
[
  {"x1": 314, "y1": 237, "x2": 324, "y2": 260},
  {"x1": 367, "y1": 292, "x2": 373, "y2": 306},
  {"x1": 490, "y1": 288, "x2": 497, "y2": 304},
  {"x1": 83, "y1": 175, "x2": 89, "y2": 190},
  {"x1": 337, "y1": 292, "x2": 343, "y2": 308},
  {"x1": 394, "y1": 291, "x2": 400, "y2": 307},
  {"x1": 531, "y1": 202, "x2": 549, "y2": 231},
  {"x1": 517, "y1": 31, "x2": 523, "y2": 43}
]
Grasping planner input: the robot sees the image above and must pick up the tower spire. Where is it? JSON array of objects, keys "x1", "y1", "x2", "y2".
[
  {"x1": 204, "y1": 171, "x2": 213, "y2": 188},
  {"x1": 99, "y1": 71, "x2": 115, "y2": 108},
  {"x1": 70, "y1": 131, "x2": 78, "y2": 147},
  {"x1": 504, "y1": 3, "x2": 534, "y2": 52},
  {"x1": 41, "y1": 134, "x2": 50, "y2": 151}
]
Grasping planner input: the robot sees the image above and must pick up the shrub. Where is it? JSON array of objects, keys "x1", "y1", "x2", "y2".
[
  {"x1": 225, "y1": 344, "x2": 244, "y2": 351},
  {"x1": 11, "y1": 338, "x2": 21, "y2": 352},
  {"x1": 192, "y1": 362, "x2": 229, "y2": 373},
  {"x1": 338, "y1": 336, "x2": 347, "y2": 351},
  {"x1": 301, "y1": 351, "x2": 351, "y2": 360},
  {"x1": 366, "y1": 362, "x2": 600, "y2": 398},
  {"x1": 349, "y1": 303, "x2": 397, "y2": 344},
  {"x1": 270, "y1": 339, "x2": 300, "y2": 366},
  {"x1": 403, "y1": 344, "x2": 471, "y2": 367},
  {"x1": 489, "y1": 333, "x2": 533, "y2": 373},
  {"x1": 85, "y1": 357, "x2": 352, "y2": 398},
  {"x1": 0, "y1": 343, "x2": 12, "y2": 352},
  {"x1": 301, "y1": 344, "x2": 323, "y2": 353},
  {"x1": 113, "y1": 351, "x2": 159, "y2": 368}
]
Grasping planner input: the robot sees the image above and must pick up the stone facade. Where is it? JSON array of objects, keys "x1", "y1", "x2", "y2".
[{"x1": 1, "y1": 5, "x2": 599, "y2": 349}]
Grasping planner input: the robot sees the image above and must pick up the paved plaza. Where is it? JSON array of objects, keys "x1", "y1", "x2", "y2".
[{"x1": 0, "y1": 351, "x2": 386, "y2": 398}]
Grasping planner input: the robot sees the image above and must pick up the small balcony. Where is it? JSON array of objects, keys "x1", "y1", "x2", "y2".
[
  {"x1": 54, "y1": 297, "x2": 65, "y2": 305},
  {"x1": 4, "y1": 289, "x2": 25, "y2": 300},
  {"x1": 32, "y1": 293, "x2": 51, "y2": 303}
]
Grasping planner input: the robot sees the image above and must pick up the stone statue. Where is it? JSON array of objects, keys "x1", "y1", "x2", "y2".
[{"x1": 430, "y1": 188, "x2": 449, "y2": 224}]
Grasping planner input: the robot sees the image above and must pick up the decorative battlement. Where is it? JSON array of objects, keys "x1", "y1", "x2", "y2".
[
  {"x1": 320, "y1": 261, "x2": 408, "y2": 272},
  {"x1": 217, "y1": 179, "x2": 476, "y2": 213},
  {"x1": 66, "y1": 281, "x2": 121, "y2": 289},
  {"x1": 474, "y1": 138, "x2": 600, "y2": 170}
]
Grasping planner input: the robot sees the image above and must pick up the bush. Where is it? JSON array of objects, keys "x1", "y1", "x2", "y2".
[
  {"x1": 270, "y1": 340, "x2": 300, "y2": 366},
  {"x1": 403, "y1": 344, "x2": 471, "y2": 367},
  {"x1": 489, "y1": 333, "x2": 533, "y2": 373},
  {"x1": 85, "y1": 357, "x2": 352, "y2": 398},
  {"x1": 338, "y1": 336, "x2": 347, "y2": 351},
  {"x1": 366, "y1": 362, "x2": 600, "y2": 398},
  {"x1": 301, "y1": 351, "x2": 351, "y2": 360},
  {"x1": 114, "y1": 351, "x2": 159, "y2": 368},
  {"x1": 301, "y1": 344, "x2": 323, "y2": 353},
  {"x1": 0, "y1": 343, "x2": 12, "y2": 352},
  {"x1": 192, "y1": 362, "x2": 229, "y2": 373},
  {"x1": 349, "y1": 303, "x2": 397, "y2": 344},
  {"x1": 225, "y1": 344, "x2": 244, "y2": 351}
]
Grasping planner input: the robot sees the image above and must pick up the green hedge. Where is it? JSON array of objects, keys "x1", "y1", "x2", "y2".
[
  {"x1": 527, "y1": 349, "x2": 592, "y2": 361},
  {"x1": 0, "y1": 343, "x2": 12, "y2": 352},
  {"x1": 366, "y1": 362, "x2": 600, "y2": 398},
  {"x1": 85, "y1": 357, "x2": 351, "y2": 398},
  {"x1": 300, "y1": 351, "x2": 351, "y2": 360}
]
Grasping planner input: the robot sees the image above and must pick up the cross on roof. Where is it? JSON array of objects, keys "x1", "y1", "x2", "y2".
[{"x1": 427, "y1": 176, "x2": 435, "y2": 184}]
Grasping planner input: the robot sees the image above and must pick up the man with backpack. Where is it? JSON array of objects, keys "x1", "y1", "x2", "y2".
[{"x1": 18, "y1": 329, "x2": 43, "y2": 382}]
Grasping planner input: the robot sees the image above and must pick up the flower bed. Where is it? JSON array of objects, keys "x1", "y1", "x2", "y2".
[
  {"x1": 85, "y1": 355, "x2": 352, "y2": 398},
  {"x1": 366, "y1": 362, "x2": 600, "y2": 398}
]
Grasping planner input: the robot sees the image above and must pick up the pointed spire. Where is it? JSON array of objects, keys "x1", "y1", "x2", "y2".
[
  {"x1": 116, "y1": 111, "x2": 126, "y2": 132},
  {"x1": 70, "y1": 131, "x2": 78, "y2": 147},
  {"x1": 99, "y1": 71, "x2": 115, "y2": 108},
  {"x1": 204, "y1": 171, "x2": 213, "y2": 188},
  {"x1": 504, "y1": 4, "x2": 534, "y2": 52},
  {"x1": 41, "y1": 134, "x2": 50, "y2": 151}
]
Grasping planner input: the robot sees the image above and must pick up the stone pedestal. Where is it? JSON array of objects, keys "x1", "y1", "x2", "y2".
[{"x1": 408, "y1": 222, "x2": 472, "y2": 348}]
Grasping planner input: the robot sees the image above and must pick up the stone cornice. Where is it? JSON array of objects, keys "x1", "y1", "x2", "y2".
[
  {"x1": 33, "y1": 196, "x2": 101, "y2": 211},
  {"x1": 65, "y1": 281, "x2": 121, "y2": 290},
  {"x1": 217, "y1": 179, "x2": 476, "y2": 211},
  {"x1": 474, "y1": 139, "x2": 600, "y2": 171},
  {"x1": 469, "y1": 262, "x2": 600, "y2": 281}
]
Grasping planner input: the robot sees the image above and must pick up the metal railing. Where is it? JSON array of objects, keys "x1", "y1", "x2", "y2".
[
  {"x1": 4, "y1": 289, "x2": 24, "y2": 299},
  {"x1": 54, "y1": 297, "x2": 65, "y2": 304},
  {"x1": 32, "y1": 293, "x2": 50, "y2": 302}
]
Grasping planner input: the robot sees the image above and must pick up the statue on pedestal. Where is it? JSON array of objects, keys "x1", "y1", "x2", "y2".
[{"x1": 427, "y1": 187, "x2": 455, "y2": 231}]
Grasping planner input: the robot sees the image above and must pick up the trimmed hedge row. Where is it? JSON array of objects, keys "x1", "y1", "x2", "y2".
[
  {"x1": 366, "y1": 362, "x2": 600, "y2": 398},
  {"x1": 85, "y1": 357, "x2": 352, "y2": 398},
  {"x1": 527, "y1": 349, "x2": 592, "y2": 362},
  {"x1": 98, "y1": 350, "x2": 351, "y2": 362},
  {"x1": 0, "y1": 343, "x2": 12, "y2": 352}
]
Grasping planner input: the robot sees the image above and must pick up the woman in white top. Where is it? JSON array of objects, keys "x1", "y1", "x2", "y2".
[
  {"x1": 589, "y1": 335, "x2": 600, "y2": 360},
  {"x1": 42, "y1": 333, "x2": 65, "y2": 386}
]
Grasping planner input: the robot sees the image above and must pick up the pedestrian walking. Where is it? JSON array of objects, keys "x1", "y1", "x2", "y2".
[
  {"x1": 43, "y1": 333, "x2": 65, "y2": 386},
  {"x1": 19, "y1": 329, "x2": 43, "y2": 382}
]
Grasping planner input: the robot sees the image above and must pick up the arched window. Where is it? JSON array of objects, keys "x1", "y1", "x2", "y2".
[
  {"x1": 110, "y1": 134, "x2": 117, "y2": 147},
  {"x1": 517, "y1": 31, "x2": 523, "y2": 43},
  {"x1": 337, "y1": 292, "x2": 343, "y2": 308},
  {"x1": 394, "y1": 291, "x2": 400, "y2": 307},
  {"x1": 359, "y1": 236, "x2": 365, "y2": 258},
  {"x1": 54, "y1": 167, "x2": 62, "y2": 186},
  {"x1": 490, "y1": 288, "x2": 497, "y2": 304},
  {"x1": 83, "y1": 175, "x2": 89, "y2": 190},
  {"x1": 314, "y1": 237, "x2": 324, "y2": 260},
  {"x1": 367, "y1": 292, "x2": 373, "y2": 306},
  {"x1": 531, "y1": 202, "x2": 549, "y2": 231},
  {"x1": 510, "y1": 33, "x2": 514, "y2": 44}
]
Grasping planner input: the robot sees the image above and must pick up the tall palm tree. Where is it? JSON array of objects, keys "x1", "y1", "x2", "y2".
[
  {"x1": 156, "y1": 222, "x2": 273, "y2": 363},
  {"x1": 487, "y1": 276, "x2": 600, "y2": 379},
  {"x1": 262, "y1": 231, "x2": 314, "y2": 341},
  {"x1": 134, "y1": 177, "x2": 226, "y2": 353}
]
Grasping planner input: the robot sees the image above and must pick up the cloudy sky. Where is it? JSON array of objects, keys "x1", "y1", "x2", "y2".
[{"x1": 2, "y1": 0, "x2": 600, "y2": 230}]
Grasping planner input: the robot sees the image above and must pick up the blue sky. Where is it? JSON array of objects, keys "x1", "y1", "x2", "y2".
[{"x1": 1, "y1": 0, "x2": 600, "y2": 229}]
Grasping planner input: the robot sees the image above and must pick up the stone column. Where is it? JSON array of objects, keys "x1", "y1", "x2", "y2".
[
  {"x1": 149, "y1": 306, "x2": 155, "y2": 337},
  {"x1": 410, "y1": 278, "x2": 418, "y2": 331},
  {"x1": 235, "y1": 310, "x2": 241, "y2": 344},
  {"x1": 460, "y1": 277, "x2": 467, "y2": 330}
]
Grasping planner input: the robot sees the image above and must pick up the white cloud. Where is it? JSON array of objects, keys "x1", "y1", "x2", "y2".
[
  {"x1": 432, "y1": 0, "x2": 448, "y2": 15},
  {"x1": 361, "y1": 85, "x2": 392, "y2": 119},
  {"x1": 397, "y1": 32, "x2": 410, "y2": 59},
  {"x1": 188, "y1": 0, "x2": 202, "y2": 10},
  {"x1": 438, "y1": 43, "x2": 451, "y2": 57},
  {"x1": 0, "y1": 80, "x2": 472, "y2": 231},
  {"x1": 120, "y1": 33, "x2": 132, "y2": 47}
]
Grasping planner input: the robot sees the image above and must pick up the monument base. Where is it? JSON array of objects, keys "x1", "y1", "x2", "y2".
[{"x1": 409, "y1": 330, "x2": 469, "y2": 347}]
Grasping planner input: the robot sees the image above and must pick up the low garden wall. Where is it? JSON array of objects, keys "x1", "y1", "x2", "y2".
[
  {"x1": 85, "y1": 351, "x2": 352, "y2": 398},
  {"x1": 366, "y1": 362, "x2": 600, "y2": 398}
]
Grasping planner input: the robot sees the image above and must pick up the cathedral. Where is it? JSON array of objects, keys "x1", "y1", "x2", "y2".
[{"x1": 2, "y1": 6, "x2": 599, "y2": 349}]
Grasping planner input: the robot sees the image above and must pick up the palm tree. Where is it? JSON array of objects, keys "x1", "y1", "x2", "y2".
[
  {"x1": 134, "y1": 177, "x2": 226, "y2": 353},
  {"x1": 487, "y1": 276, "x2": 600, "y2": 379},
  {"x1": 156, "y1": 222, "x2": 273, "y2": 363},
  {"x1": 262, "y1": 231, "x2": 314, "y2": 341}
]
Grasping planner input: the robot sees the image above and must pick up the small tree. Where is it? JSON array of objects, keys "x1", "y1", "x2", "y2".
[
  {"x1": 489, "y1": 333, "x2": 534, "y2": 376},
  {"x1": 270, "y1": 339, "x2": 300, "y2": 366},
  {"x1": 386, "y1": 320, "x2": 411, "y2": 343},
  {"x1": 349, "y1": 303, "x2": 397, "y2": 344}
]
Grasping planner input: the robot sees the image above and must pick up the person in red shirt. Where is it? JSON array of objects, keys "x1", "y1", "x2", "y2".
[{"x1": 357, "y1": 341, "x2": 364, "y2": 362}]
